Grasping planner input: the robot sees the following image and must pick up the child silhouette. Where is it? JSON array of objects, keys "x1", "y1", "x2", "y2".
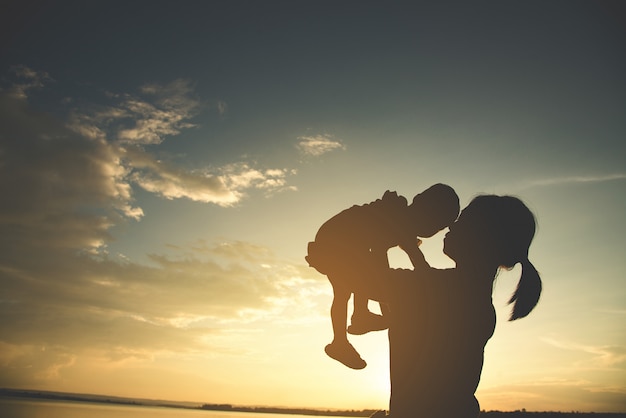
[{"x1": 306, "y1": 183, "x2": 459, "y2": 369}]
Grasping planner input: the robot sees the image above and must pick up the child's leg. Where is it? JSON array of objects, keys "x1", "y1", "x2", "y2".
[
  {"x1": 352, "y1": 293, "x2": 370, "y2": 318},
  {"x1": 326, "y1": 276, "x2": 366, "y2": 369},
  {"x1": 330, "y1": 280, "x2": 351, "y2": 345},
  {"x1": 346, "y1": 247, "x2": 390, "y2": 335},
  {"x1": 347, "y1": 295, "x2": 389, "y2": 335}
]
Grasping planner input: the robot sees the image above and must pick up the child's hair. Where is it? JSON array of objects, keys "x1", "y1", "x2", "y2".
[
  {"x1": 412, "y1": 183, "x2": 460, "y2": 228},
  {"x1": 466, "y1": 195, "x2": 542, "y2": 320}
]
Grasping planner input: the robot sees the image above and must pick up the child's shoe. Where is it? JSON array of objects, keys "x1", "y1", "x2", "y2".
[
  {"x1": 324, "y1": 341, "x2": 366, "y2": 369},
  {"x1": 347, "y1": 312, "x2": 389, "y2": 335}
]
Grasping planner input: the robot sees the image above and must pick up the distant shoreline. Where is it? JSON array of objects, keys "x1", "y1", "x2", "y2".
[
  {"x1": 0, "y1": 388, "x2": 376, "y2": 417},
  {"x1": 1, "y1": 388, "x2": 625, "y2": 417}
]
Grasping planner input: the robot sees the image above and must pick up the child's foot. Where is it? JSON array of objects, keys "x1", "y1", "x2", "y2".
[
  {"x1": 324, "y1": 342, "x2": 366, "y2": 369},
  {"x1": 347, "y1": 312, "x2": 389, "y2": 335}
]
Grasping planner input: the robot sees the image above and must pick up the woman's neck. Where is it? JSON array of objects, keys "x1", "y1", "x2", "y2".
[{"x1": 456, "y1": 262, "x2": 498, "y2": 285}]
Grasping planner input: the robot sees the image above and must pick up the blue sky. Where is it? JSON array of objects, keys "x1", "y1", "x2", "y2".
[{"x1": 0, "y1": 0, "x2": 625, "y2": 412}]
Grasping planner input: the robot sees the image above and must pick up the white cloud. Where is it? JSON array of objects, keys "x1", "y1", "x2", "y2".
[
  {"x1": 121, "y1": 146, "x2": 237, "y2": 204},
  {"x1": 116, "y1": 80, "x2": 201, "y2": 145},
  {"x1": 63, "y1": 78, "x2": 297, "y2": 207},
  {"x1": 0, "y1": 69, "x2": 300, "y2": 264},
  {"x1": 219, "y1": 163, "x2": 297, "y2": 197},
  {"x1": 66, "y1": 80, "x2": 199, "y2": 146},
  {"x1": 117, "y1": 99, "x2": 196, "y2": 144},
  {"x1": 0, "y1": 92, "x2": 140, "y2": 254},
  {"x1": 297, "y1": 134, "x2": 346, "y2": 156},
  {"x1": 0, "y1": 70, "x2": 299, "y2": 261},
  {"x1": 0, "y1": 72, "x2": 312, "y2": 388},
  {"x1": 122, "y1": 150, "x2": 296, "y2": 206}
]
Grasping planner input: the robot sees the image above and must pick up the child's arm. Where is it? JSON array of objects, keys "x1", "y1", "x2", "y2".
[{"x1": 399, "y1": 238, "x2": 429, "y2": 272}]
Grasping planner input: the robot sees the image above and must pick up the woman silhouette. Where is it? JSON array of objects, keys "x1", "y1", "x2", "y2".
[{"x1": 353, "y1": 195, "x2": 542, "y2": 418}]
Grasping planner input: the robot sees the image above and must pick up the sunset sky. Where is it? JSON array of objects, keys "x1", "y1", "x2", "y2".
[{"x1": 1, "y1": 0, "x2": 625, "y2": 413}]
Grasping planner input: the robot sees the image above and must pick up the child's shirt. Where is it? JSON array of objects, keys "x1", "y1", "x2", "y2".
[
  {"x1": 316, "y1": 190, "x2": 409, "y2": 250},
  {"x1": 306, "y1": 191, "x2": 410, "y2": 275}
]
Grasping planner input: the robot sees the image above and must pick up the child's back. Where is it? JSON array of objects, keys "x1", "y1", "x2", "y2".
[{"x1": 308, "y1": 191, "x2": 408, "y2": 275}]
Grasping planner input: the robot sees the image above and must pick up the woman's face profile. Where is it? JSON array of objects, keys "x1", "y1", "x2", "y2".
[
  {"x1": 442, "y1": 218, "x2": 464, "y2": 262},
  {"x1": 443, "y1": 204, "x2": 486, "y2": 264}
]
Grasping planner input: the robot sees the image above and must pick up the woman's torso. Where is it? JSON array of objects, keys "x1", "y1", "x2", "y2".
[{"x1": 387, "y1": 267, "x2": 496, "y2": 418}]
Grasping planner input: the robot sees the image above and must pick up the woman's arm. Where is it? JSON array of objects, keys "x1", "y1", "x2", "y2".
[{"x1": 348, "y1": 250, "x2": 415, "y2": 304}]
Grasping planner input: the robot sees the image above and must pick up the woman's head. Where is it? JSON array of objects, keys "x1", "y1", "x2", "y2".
[
  {"x1": 444, "y1": 195, "x2": 535, "y2": 267},
  {"x1": 444, "y1": 195, "x2": 542, "y2": 320}
]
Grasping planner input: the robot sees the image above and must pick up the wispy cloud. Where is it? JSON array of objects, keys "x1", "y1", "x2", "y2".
[
  {"x1": 0, "y1": 237, "x2": 325, "y2": 387},
  {"x1": 117, "y1": 80, "x2": 200, "y2": 145},
  {"x1": 217, "y1": 100, "x2": 228, "y2": 117},
  {"x1": 542, "y1": 337, "x2": 626, "y2": 368},
  {"x1": 297, "y1": 134, "x2": 346, "y2": 156},
  {"x1": 5, "y1": 65, "x2": 53, "y2": 100},
  {"x1": 524, "y1": 173, "x2": 626, "y2": 188},
  {"x1": 64, "y1": 78, "x2": 297, "y2": 207},
  {"x1": 0, "y1": 68, "x2": 313, "y2": 391},
  {"x1": 0, "y1": 68, "x2": 300, "y2": 252},
  {"x1": 123, "y1": 150, "x2": 296, "y2": 206},
  {"x1": 67, "y1": 79, "x2": 200, "y2": 145},
  {"x1": 219, "y1": 163, "x2": 297, "y2": 196},
  {"x1": 122, "y1": 147, "x2": 240, "y2": 205},
  {"x1": 0, "y1": 91, "x2": 140, "y2": 254}
]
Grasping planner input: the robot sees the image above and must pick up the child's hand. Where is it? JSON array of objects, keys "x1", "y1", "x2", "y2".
[{"x1": 400, "y1": 239, "x2": 429, "y2": 271}]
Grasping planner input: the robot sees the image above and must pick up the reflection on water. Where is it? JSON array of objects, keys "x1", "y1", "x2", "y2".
[{"x1": 1, "y1": 398, "x2": 306, "y2": 418}]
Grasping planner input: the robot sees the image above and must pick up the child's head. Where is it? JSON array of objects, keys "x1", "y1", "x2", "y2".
[{"x1": 409, "y1": 183, "x2": 460, "y2": 237}]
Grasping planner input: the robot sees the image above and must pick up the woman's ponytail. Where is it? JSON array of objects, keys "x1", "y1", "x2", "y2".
[
  {"x1": 507, "y1": 259, "x2": 542, "y2": 320},
  {"x1": 460, "y1": 194, "x2": 541, "y2": 320}
]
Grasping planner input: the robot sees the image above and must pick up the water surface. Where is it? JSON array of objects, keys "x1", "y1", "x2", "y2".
[{"x1": 1, "y1": 398, "x2": 311, "y2": 418}]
